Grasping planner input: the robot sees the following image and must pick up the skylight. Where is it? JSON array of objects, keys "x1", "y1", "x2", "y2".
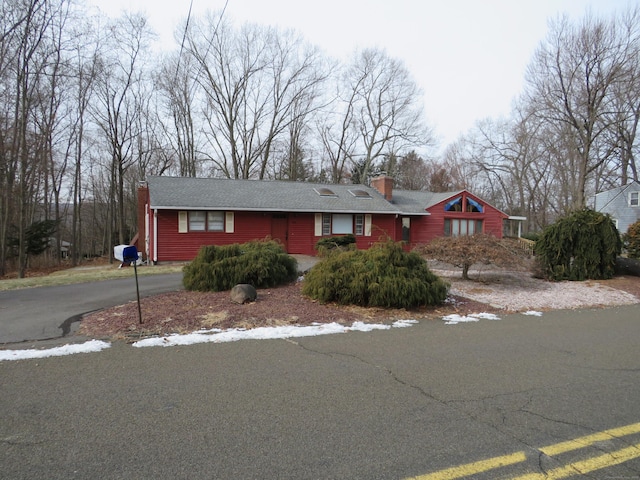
[
  {"x1": 315, "y1": 187, "x2": 337, "y2": 197},
  {"x1": 349, "y1": 189, "x2": 372, "y2": 198}
]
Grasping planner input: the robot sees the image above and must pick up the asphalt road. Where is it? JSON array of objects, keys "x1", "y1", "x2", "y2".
[
  {"x1": 0, "y1": 273, "x2": 183, "y2": 344},
  {"x1": 2, "y1": 304, "x2": 640, "y2": 479}
]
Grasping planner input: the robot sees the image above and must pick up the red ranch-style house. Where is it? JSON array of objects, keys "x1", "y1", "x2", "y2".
[{"x1": 135, "y1": 175, "x2": 513, "y2": 263}]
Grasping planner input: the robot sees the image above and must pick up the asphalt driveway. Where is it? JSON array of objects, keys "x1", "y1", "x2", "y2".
[{"x1": 0, "y1": 273, "x2": 183, "y2": 344}]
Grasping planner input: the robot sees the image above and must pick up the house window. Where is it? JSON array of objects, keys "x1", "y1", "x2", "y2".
[
  {"x1": 630, "y1": 192, "x2": 639, "y2": 207},
  {"x1": 444, "y1": 197, "x2": 463, "y2": 211},
  {"x1": 445, "y1": 196, "x2": 483, "y2": 213},
  {"x1": 444, "y1": 219, "x2": 483, "y2": 237},
  {"x1": 207, "y1": 211, "x2": 224, "y2": 231},
  {"x1": 187, "y1": 211, "x2": 227, "y2": 232},
  {"x1": 332, "y1": 214, "x2": 353, "y2": 234},
  {"x1": 322, "y1": 214, "x2": 331, "y2": 235},
  {"x1": 321, "y1": 213, "x2": 367, "y2": 236},
  {"x1": 188, "y1": 211, "x2": 206, "y2": 231},
  {"x1": 466, "y1": 197, "x2": 484, "y2": 213},
  {"x1": 355, "y1": 214, "x2": 364, "y2": 235},
  {"x1": 402, "y1": 217, "x2": 411, "y2": 242}
]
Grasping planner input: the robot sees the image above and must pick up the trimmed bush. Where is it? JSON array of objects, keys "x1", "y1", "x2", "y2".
[
  {"x1": 183, "y1": 240, "x2": 298, "y2": 292},
  {"x1": 623, "y1": 220, "x2": 640, "y2": 259},
  {"x1": 535, "y1": 208, "x2": 621, "y2": 281},
  {"x1": 302, "y1": 241, "x2": 449, "y2": 308},
  {"x1": 315, "y1": 234, "x2": 356, "y2": 256}
]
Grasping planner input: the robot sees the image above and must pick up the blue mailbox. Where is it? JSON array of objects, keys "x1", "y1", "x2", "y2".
[
  {"x1": 118, "y1": 245, "x2": 143, "y2": 324},
  {"x1": 122, "y1": 245, "x2": 138, "y2": 263}
]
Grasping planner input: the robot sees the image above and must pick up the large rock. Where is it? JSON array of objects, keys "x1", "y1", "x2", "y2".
[{"x1": 230, "y1": 284, "x2": 257, "y2": 304}]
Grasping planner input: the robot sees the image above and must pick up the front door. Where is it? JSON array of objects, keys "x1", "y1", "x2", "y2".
[{"x1": 271, "y1": 214, "x2": 288, "y2": 251}]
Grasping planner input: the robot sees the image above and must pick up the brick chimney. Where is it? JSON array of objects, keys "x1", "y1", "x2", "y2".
[{"x1": 371, "y1": 175, "x2": 393, "y2": 201}]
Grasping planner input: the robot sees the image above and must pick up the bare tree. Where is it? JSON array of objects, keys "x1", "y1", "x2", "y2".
[
  {"x1": 66, "y1": 16, "x2": 101, "y2": 265},
  {"x1": 345, "y1": 48, "x2": 433, "y2": 184},
  {"x1": 156, "y1": 49, "x2": 200, "y2": 177},
  {"x1": 435, "y1": 138, "x2": 482, "y2": 193},
  {"x1": 0, "y1": 0, "x2": 27, "y2": 275},
  {"x1": 0, "y1": 0, "x2": 69, "y2": 277},
  {"x1": 316, "y1": 69, "x2": 359, "y2": 183},
  {"x1": 392, "y1": 150, "x2": 430, "y2": 190},
  {"x1": 92, "y1": 12, "x2": 153, "y2": 252},
  {"x1": 186, "y1": 15, "x2": 326, "y2": 179},
  {"x1": 525, "y1": 13, "x2": 630, "y2": 209},
  {"x1": 607, "y1": 7, "x2": 640, "y2": 185}
]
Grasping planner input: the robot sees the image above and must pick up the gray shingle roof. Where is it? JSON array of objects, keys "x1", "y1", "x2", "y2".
[
  {"x1": 390, "y1": 189, "x2": 464, "y2": 214},
  {"x1": 146, "y1": 176, "x2": 401, "y2": 214},
  {"x1": 144, "y1": 176, "x2": 476, "y2": 216}
]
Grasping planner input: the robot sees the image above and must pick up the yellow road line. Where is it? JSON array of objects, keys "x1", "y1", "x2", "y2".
[
  {"x1": 540, "y1": 421, "x2": 640, "y2": 456},
  {"x1": 405, "y1": 422, "x2": 640, "y2": 480},
  {"x1": 512, "y1": 441, "x2": 640, "y2": 480},
  {"x1": 405, "y1": 452, "x2": 526, "y2": 480}
]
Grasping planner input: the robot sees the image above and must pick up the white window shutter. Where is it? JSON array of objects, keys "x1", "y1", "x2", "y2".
[
  {"x1": 178, "y1": 211, "x2": 188, "y2": 233},
  {"x1": 225, "y1": 212, "x2": 234, "y2": 233},
  {"x1": 314, "y1": 213, "x2": 322, "y2": 236},
  {"x1": 365, "y1": 214, "x2": 372, "y2": 236}
]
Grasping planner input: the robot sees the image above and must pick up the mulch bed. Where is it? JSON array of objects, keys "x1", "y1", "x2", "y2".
[{"x1": 79, "y1": 282, "x2": 494, "y2": 341}]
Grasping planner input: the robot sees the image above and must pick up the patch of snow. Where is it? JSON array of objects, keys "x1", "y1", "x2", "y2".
[
  {"x1": 392, "y1": 319, "x2": 419, "y2": 328},
  {"x1": 523, "y1": 310, "x2": 543, "y2": 316},
  {"x1": 132, "y1": 320, "x2": 417, "y2": 348},
  {"x1": 0, "y1": 340, "x2": 111, "y2": 362},
  {"x1": 443, "y1": 312, "x2": 501, "y2": 325}
]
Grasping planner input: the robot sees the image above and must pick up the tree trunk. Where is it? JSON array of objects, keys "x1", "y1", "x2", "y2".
[{"x1": 462, "y1": 263, "x2": 471, "y2": 281}]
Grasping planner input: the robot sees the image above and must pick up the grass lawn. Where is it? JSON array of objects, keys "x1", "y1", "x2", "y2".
[{"x1": 0, "y1": 263, "x2": 185, "y2": 291}]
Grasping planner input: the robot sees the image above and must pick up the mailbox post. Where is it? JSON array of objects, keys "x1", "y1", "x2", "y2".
[{"x1": 122, "y1": 245, "x2": 143, "y2": 324}]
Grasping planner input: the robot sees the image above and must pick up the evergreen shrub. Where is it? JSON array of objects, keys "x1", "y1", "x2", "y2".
[
  {"x1": 623, "y1": 220, "x2": 640, "y2": 259},
  {"x1": 521, "y1": 232, "x2": 540, "y2": 242},
  {"x1": 534, "y1": 208, "x2": 621, "y2": 281},
  {"x1": 183, "y1": 240, "x2": 298, "y2": 292},
  {"x1": 302, "y1": 241, "x2": 449, "y2": 308},
  {"x1": 315, "y1": 234, "x2": 356, "y2": 256}
]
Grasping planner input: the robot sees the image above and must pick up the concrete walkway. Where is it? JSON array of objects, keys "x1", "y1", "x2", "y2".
[{"x1": 291, "y1": 254, "x2": 321, "y2": 273}]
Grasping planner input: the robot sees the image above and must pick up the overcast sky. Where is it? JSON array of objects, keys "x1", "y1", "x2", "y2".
[{"x1": 88, "y1": 0, "x2": 634, "y2": 148}]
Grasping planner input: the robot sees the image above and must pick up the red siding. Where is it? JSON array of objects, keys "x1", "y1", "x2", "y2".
[
  {"x1": 287, "y1": 213, "x2": 315, "y2": 255},
  {"x1": 155, "y1": 211, "x2": 272, "y2": 262},
  {"x1": 151, "y1": 209, "x2": 405, "y2": 261},
  {"x1": 410, "y1": 216, "x2": 432, "y2": 245},
  {"x1": 423, "y1": 191, "x2": 508, "y2": 244},
  {"x1": 364, "y1": 215, "x2": 397, "y2": 247},
  {"x1": 396, "y1": 215, "x2": 432, "y2": 249}
]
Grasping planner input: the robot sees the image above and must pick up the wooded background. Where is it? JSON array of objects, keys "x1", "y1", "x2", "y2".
[{"x1": 1, "y1": 1, "x2": 638, "y2": 276}]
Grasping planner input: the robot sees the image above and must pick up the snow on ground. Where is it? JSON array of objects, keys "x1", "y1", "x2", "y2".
[
  {"x1": 442, "y1": 312, "x2": 501, "y2": 325},
  {"x1": 0, "y1": 309, "x2": 549, "y2": 361},
  {"x1": 132, "y1": 319, "x2": 419, "y2": 348},
  {"x1": 0, "y1": 321, "x2": 420, "y2": 361},
  {"x1": 0, "y1": 339, "x2": 110, "y2": 362}
]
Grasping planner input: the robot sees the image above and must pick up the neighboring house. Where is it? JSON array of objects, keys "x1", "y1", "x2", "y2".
[
  {"x1": 136, "y1": 175, "x2": 512, "y2": 262},
  {"x1": 594, "y1": 181, "x2": 640, "y2": 233},
  {"x1": 47, "y1": 238, "x2": 71, "y2": 259}
]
